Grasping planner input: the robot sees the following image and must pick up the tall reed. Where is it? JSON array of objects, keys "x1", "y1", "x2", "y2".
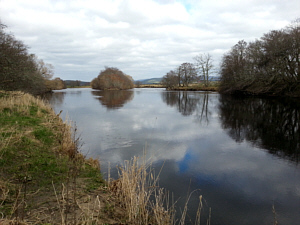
[{"x1": 109, "y1": 156, "x2": 175, "y2": 224}]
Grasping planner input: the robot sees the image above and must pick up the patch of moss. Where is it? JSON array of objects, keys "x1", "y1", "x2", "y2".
[
  {"x1": 29, "y1": 105, "x2": 39, "y2": 116},
  {"x1": 80, "y1": 163, "x2": 105, "y2": 191},
  {"x1": 33, "y1": 127, "x2": 54, "y2": 144}
]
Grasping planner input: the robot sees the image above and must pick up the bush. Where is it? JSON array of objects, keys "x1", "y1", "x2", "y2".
[
  {"x1": 45, "y1": 77, "x2": 66, "y2": 90},
  {"x1": 91, "y1": 67, "x2": 134, "y2": 90}
]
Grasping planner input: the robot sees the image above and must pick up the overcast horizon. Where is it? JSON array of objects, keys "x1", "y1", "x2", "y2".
[{"x1": 1, "y1": 0, "x2": 299, "y2": 81}]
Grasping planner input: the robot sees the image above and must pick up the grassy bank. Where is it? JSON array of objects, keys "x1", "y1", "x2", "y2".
[
  {"x1": 168, "y1": 82, "x2": 219, "y2": 92},
  {"x1": 169, "y1": 86, "x2": 218, "y2": 92},
  {"x1": 135, "y1": 84, "x2": 165, "y2": 88},
  {"x1": 0, "y1": 91, "x2": 126, "y2": 224},
  {"x1": 135, "y1": 83, "x2": 219, "y2": 91},
  {"x1": 66, "y1": 86, "x2": 91, "y2": 88}
]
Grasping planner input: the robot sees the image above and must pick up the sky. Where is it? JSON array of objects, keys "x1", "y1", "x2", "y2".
[{"x1": 0, "y1": 0, "x2": 299, "y2": 81}]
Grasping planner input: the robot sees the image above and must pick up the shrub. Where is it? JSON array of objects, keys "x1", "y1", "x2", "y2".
[
  {"x1": 91, "y1": 67, "x2": 134, "y2": 90},
  {"x1": 45, "y1": 77, "x2": 66, "y2": 90}
]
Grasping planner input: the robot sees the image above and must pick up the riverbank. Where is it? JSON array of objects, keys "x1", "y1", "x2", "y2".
[
  {"x1": 135, "y1": 84, "x2": 165, "y2": 88},
  {"x1": 66, "y1": 85, "x2": 91, "y2": 88},
  {"x1": 167, "y1": 82, "x2": 219, "y2": 92},
  {"x1": 169, "y1": 86, "x2": 218, "y2": 91},
  {"x1": 135, "y1": 83, "x2": 219, "y2": 91},
  {"x1": 0, "y1": 91, "x2": 126, "y2": 224}
]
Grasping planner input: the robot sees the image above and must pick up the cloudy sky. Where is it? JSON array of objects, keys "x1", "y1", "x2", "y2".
[{"x1": 0, "y1": 0, "x2": 299, "y2": 81}]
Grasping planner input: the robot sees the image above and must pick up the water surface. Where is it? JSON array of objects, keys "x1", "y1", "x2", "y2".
[{"x1": 48, "y1": 88, "x2": 300, "y2": 225}]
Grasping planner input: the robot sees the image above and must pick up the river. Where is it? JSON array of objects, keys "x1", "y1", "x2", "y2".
[{"x1": 47, "y1": 88, "x2": 300, "y2": 225}]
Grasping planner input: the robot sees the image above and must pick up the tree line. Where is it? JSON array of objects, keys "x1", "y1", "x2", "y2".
[
  {"x1": 161, "y1": 53, "x2": 214, "y2": 89},
  {"x1": 219, "y1": 19, "x2": 300, "y2": 96},
  {"x1": 0, "y1": 21, "x2": 65, "y2": 95}
]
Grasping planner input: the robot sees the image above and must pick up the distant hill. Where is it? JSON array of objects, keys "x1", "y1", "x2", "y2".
[
  {"x1": 136, "y1": 78, "x2": 162, "y2": 84},
  {"x1": 64, "y1": 80, "x2": 90, "y2": 87}
]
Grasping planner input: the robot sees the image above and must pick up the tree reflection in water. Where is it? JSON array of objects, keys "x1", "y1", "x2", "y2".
[
  {"x1": 219, "y1": 95, "x2": 300, "y2": 163},
  {"x1": 161, "y1": 91, "x2": 211, "y2": 124},
  {"x1": 43, "y1": 91, "x2": 66, "y2": 107},
  {"x1": 92, "y1": 90, "x2": 134, "y2": 110}
]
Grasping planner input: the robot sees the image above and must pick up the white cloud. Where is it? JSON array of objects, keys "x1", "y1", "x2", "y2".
[{"x1": 0, "y1": 0, "x2": 298, "y2": 81}]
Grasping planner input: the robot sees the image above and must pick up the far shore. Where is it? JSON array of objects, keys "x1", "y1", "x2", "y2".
[
  {"x1": 66, "y1": 84, "x2": 219, "y2": 92},
  {"x1": 167, "y1": 86, "x2": 218, "y2": 92},
  {"x1": 135, "y1": 83, "x2": 220, "y2": 91}
]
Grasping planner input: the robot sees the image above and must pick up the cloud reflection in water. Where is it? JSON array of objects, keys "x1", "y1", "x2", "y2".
[{"x1": 49, "y1": 88, "x2": 300, "y2": 225}]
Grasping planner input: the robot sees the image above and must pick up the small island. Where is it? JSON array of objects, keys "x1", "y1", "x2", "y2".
[{"x1": 91, "y1": 67, "x2": 134, "y2": 90}]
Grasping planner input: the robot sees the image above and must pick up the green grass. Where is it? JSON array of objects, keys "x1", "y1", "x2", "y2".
[
  {"x1": 0, "y1": 107, "x2": 68, "y2": 186},
  {"x1": 0, "y1": 111, "x2": 41, "y2": 127},
  {"x1": 81, "y1": 168, "x2": 105, "y2": 191},
  {"x1": 33, "y1": 127, "x2": 54, "y2": 144}
]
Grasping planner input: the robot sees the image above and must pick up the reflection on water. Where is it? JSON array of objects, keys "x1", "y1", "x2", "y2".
[
  {"x1": 91, "y1": 90, "x2": 134, "y2": 109},
  {"x1": 162, "y1": 91, "x2": 200, "y2": 116},
  {"x1": 43, "y1": 91, "x2": 66, "y2": 107},
  {"x1": 219, "y1": 95, "x2": 300, "y2": 163},
  {"x1": 162, "y1": 91, "x2": 211, "y2": 124},
  {"x1": 48, "y1": 88, "x2": 300, "y2": 225}
]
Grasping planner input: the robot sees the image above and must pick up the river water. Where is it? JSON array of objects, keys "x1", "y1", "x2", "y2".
[{"x1": 47, "y1": 88, "x2": 300, "y2": 225}]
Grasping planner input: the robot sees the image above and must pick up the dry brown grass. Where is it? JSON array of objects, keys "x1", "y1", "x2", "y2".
[
  {"x1": 109, "y1": 156, "x2": 174, "y2": 224},
  {"x1": 136, "y1": 84, "x2": 165, "y2": 88},
  {"x1": 0, "y1": 91, "x2": 52, "y2": 113}
]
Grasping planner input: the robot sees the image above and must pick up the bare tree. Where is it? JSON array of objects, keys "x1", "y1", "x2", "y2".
[
  {"x1": 34, "y1": 56, "x2": 54, "y2": 80},
  {"x1": 175, "y1": 66, "x2": 183, "y2": 87},
  {"x1": 135, "y1": 80, "x2": 142, "y2": 87},
  {"x1": 162, "y1": 63, "x2": 197, "y2": 89},
  {"x1": 161, "y1": 70, "x2": 178, "y2": 89},
  {"x1": 194, "y1": 53, "x2": 213, "y2": 86},
  {"x1": 178, "y1": 62, "x2": 197, "y2": 87}
]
